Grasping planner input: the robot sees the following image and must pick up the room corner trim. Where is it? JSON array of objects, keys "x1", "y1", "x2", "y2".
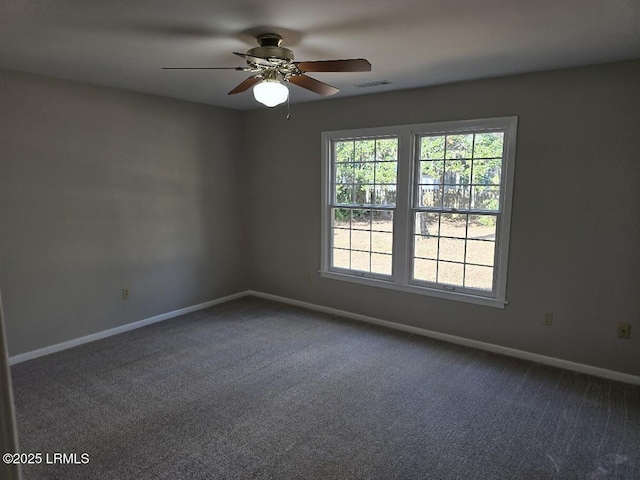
[
  {"x1": 247, "y1": 290, "x2": 640, "y2": 386},
  {"x1": 8, "y1": 291, "x2": 251, "y2": 366}
]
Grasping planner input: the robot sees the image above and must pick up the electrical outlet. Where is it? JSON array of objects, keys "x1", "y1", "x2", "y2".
[
  {"x1": 617, "y1": 322, "x2": 631, "y2": 339},
  {"x1": 122, "y1": 287, "x2": 130, "y2": 300},
  {"x1": 542, "y1": 312, "x2": 553, "y2": 326}
]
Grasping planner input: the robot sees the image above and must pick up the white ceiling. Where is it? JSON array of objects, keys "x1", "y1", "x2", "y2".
[{"x1": 1, "y1": 0, "x2": 639, "y2": 110}]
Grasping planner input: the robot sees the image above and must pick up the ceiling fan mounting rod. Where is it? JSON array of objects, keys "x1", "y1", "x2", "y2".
[{"x1": 257, "y1": 33, "x2": 283, "y2": 47}]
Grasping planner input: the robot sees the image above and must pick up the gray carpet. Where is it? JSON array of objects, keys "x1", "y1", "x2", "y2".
[{"x1": 10, "y1": 296, "x2": 640, "y2": 479}]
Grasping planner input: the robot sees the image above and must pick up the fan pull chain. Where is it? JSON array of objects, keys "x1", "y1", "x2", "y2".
[{"x1": 286, "y1": 95, "x2": 291, "y2": 120}]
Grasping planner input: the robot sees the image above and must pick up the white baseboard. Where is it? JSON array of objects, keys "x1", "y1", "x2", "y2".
[
  {"x1": 9, "y1": 291, "x2": 250, "y2": 366},
  {"x1": 247, "y1": 290, "x2": 640, "y2": 386}
]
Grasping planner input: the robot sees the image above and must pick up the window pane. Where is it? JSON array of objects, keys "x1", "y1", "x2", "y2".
[
  {"x1": 445, "y1": 134, "x2": 473, "y2": 159},
  {"x1": 468, "y1": 215, "x2": 496, "y2": 241},
  {"x1": 375, "y1": 161, "x2": 397, "y2": 184},
  {"x1": 335, "y1": 141, "x2": 354, "y2": 162},
  {"x1": 371, "y1": 253, "x2": 392, "y2": 275},
  {"x1": 466, "y1": 240, "x2": 495, "y2": 266},
  {"x1": 414, "y1": 258, "x2": 437, "y2": 282},
  {"x1": 414, "y1": 235, "x2": 438, "y2": 259},
  {"x1": 420, "y1": 186, "x2": 442, "y2": 208},
  {"x1": 351, "y1": 209, "x2": 371, "y2": 228},
  {"x1": 332, "y1": 208, "x2": 351, "y2": 228},
  {"x1": 371, "y1": 184, "x2": 395, "y2": 206},
  {"x1": 352, "y1": 230, "x2": 370, "y2": 252},
  {"x1": 472, "y1": 185, "x2": 501, "y2": 210},
  {"x1": 372, "y1": 210, "x2": 393, "y2": 232},
  {"x1": 465, "y1": 265, "x2": 493, "y2": 290},
  {"x1": 355, "y1": 140, "x2": 376, "y2": 162},
  {"x1": 473, "y1": 132, "x2": 504, "y2": 158},
  {"x1": 415, "y1": 212, "x2": 439, "y2": 237},
  {"x1": 442, "y1": 185, "x2": 470, "y2": 210},
  {"x1": 471, "y1": 159, "x2": 501, "y2": 185},
  {"x1": 332, "y1": 248, "x2": 350, "y2": 269},
  {"x1": 438, "y1": 261, "x2": 464, "y2": 286},
  {"x1": 376, "y1": 138, "x2": 398, "y2": 161},
  {"x1": 421, "y1": 136, "x2": 445, "y2": 160},
  {"x1": 371, "y1": 231, "x2": 392, "y2": 254},
  {"x1": 332, "y1": 228, "x2": 350, "y2": 250},
  {"x1": 351, "y1": 250, "x2": 370, "y2": 272},
  {"x1": 353, "y1": 162, "x2": 374, "y2": 184},
  {"x1": 420, "y1": 161, "x2": 444, "y2": 185},
  {"x1": 444, "y1": 160, "x2": 471, "y2": 184},
  {"x1": 335, "y1": 163, "x2": 354, "y2": 183},
  {"x1": 439, "y1": 213, "x2": 467, "y2": 238},
  {"x1": 439, "y1": 238, "x2": 465, "y2": 262},
  {"x1": 353, "y1": 185, "x2": 372, "y2": 205},
  {"x1": 335, "y1": 184, "x2": 353, "y2": 204}
]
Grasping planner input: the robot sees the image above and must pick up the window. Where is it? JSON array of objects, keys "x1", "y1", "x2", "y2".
[
  {"x1": 321, "y1": 117, "x2": 517, "y2": 308},
  {"x1": 331, "y1": 137, "x2": 398, "y2": 277}
]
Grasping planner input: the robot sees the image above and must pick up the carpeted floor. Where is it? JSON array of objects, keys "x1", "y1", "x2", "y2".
[{"x1": 10, "y1": 297, "x2": 640, "y2": 479}]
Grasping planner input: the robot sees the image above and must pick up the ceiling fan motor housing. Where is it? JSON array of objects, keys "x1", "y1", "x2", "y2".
[{"x1": 247, "y1": 33, "x2": 294, "y2": 62}]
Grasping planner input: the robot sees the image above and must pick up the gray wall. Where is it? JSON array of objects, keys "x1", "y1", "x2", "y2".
[
  {"x1": 243, "y1": 60, "x2": 640, "y2": 376},
  {"x1": 0, "y1": 291, "x2": 22, "y2": 480},
  {"x1": 0, "y1": 69, "x2": 246, "y2": 356},
  {"x1": 2, "y1": 60, "x2": 639, "y2": 377}
]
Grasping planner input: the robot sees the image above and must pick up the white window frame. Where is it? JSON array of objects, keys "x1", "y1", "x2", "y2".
[{"x1": 320, "y1": 117, "x2": 518, "y2": 309}]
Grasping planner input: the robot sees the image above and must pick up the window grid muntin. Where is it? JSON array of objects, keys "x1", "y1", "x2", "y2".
[{"x1": 412, "y1": 129, "x2": 506, "y2": 294}]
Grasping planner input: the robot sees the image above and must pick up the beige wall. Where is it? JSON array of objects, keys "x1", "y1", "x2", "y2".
[
  {"x1": 0, "y1": 69, "x2": 246, "y2": 356},
  {"x1": 243, "y1": 60, "x2": 640, "y2": 376}
]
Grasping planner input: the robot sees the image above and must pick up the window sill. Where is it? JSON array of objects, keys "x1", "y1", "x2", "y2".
[{"x1": 320, "y1": 270, "x2": 507, "y2": 309}]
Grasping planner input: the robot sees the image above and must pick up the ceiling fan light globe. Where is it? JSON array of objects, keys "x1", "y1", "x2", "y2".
[{"x1": 253, "y1": 80, "x2": 289, "y2": 107}]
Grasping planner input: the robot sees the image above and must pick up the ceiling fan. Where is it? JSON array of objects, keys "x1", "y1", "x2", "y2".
[{"x1": 162, "y1": 33, "x2": 372, "y2": 107}]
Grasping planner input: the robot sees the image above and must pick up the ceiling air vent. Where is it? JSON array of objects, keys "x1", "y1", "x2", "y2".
[{"x1": 354, "y1": 80, "x2": 392, "y2": 89}]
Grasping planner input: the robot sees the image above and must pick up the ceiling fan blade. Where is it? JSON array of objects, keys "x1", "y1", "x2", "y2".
[
  {"x1": 295, "y1": 59, "x2": 371, "y2": 73},
  {"x1": 233, "y1": 52, "x2": 274, "y2": 67},
  {"x1": 162, "y1": 67, "x2": 246, "y2": 70},
  {"x1": 287, "y1": 74, "x2": 339, "y2": 96},
  {"x1": 228, "y1": 76, "x2": 262, "y2": 95}
]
